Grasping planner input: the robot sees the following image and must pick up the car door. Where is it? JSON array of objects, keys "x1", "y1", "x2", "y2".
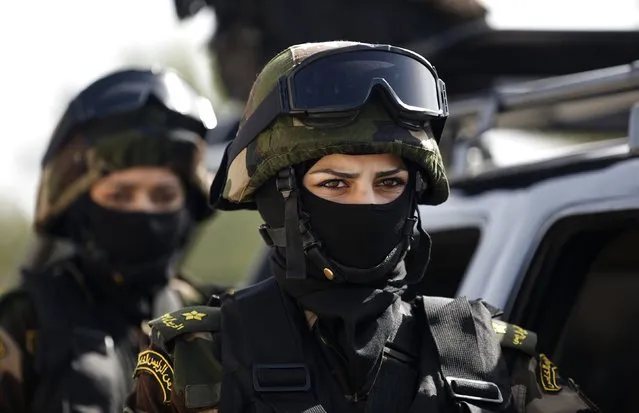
[{"x1": 503, "y1": 159, "x2": 639, "y2": 413}]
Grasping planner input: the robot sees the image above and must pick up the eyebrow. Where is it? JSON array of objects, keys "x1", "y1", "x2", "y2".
[{"x1": 309, "y1": 167, "x2": 406, "y2": 179}]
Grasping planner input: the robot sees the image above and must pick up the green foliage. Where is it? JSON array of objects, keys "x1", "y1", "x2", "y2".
[
  {"x1": 181, "y1": 211, "x2": 265, "y2": 286},
  {"x1": 0, "y1": 205, "x2": 31, "y2": 290}
]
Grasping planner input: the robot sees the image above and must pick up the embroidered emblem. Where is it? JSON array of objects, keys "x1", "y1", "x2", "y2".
[
  {"x1": 512, "y1": 325, "x2": 528, "y2": 345},
  {"x1": 182, "y1": 310, "x2": 207, "y2": 321},
  {"x1": 161, "y1": 313, "x2": 185, "y2": 330},
  {"x1": 134, "y1": 350, "x2": 174, "y2": 403},
  {"x1": 539, "y1": 354, "x2": 562, "y2": 393}
]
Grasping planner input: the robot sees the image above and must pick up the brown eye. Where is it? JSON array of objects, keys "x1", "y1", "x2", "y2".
[
  {"x1": 150, "y1": 187, "x2": 180, "y2": 204},
  {"x1": 107, "y1": 190, "x2": 132, "y2": 204},
  {"x1": 377, "y1": 177, "x2": 406, "y2": 188},
  {"x1": 318, "y1": 179, "x2": 347, "y2": 189}
]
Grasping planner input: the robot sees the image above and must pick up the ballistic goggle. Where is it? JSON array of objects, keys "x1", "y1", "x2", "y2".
[
  {"x1": 229, "y1": 45, "x2": 449, "y2": 162},
  {"x1": 43, "y1": 69, "x2": 217, "y2": 165}
]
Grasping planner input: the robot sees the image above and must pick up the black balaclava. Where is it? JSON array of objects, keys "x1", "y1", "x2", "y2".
[
  {"x1": 255, "y1": 160, "x2": 431, "y2": 400},
  {"x1": 300, "y1": 179, "x2": 413, "y2": 270},
  {"x1": 65, "y1": 194, "x2": 193, "y2": 322}
]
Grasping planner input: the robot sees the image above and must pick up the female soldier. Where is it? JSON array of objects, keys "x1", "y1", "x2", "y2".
[
  {"x1": 0, "y1": 68, "x2": 224, "y2": 412},
  {"x1": 128, "y1": 42, "x2": 599, "y2": 413}
]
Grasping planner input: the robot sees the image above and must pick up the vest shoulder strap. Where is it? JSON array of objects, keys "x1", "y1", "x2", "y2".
[
  {"x1": 220, "y1": 278, "x2": 327, "y2": 413},
  {"x1": 419, "y1": 295, "x2": 512, "y2": 412}
]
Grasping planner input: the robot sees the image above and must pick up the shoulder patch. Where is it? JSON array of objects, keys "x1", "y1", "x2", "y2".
[
  {"x1": 538, "y1": 353, "x2": 562, "y2": 393},
  {"x1": 134, "y1": 349, "x2": 174, "y2": 403},
  {"x1": 491, "y1": 319, "x2": 537, "y2": 356},
  {"x1": 149, "y1": 305, "x2": 221, "y2": 346}
]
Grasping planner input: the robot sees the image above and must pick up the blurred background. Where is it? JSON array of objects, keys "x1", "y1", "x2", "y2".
[{"x1": 0, "y1": 0, "x2": 638, "y2": 289}]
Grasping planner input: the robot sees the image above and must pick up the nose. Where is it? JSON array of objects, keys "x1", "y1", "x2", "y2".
[
  {"x1": 132, "y1": 193, "x2": 158, "y2": 213},
  {"x1": 350, "y1": 184, "x2": 378, "y2": 205}
]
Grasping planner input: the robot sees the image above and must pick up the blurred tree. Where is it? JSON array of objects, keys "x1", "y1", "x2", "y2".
[{"x1": 0, "y1": 201, "x2": 31, "y2": 291}]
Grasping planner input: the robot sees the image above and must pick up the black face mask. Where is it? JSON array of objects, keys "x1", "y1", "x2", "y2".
[
  {"x1": 300, "y1": 186, "x2": 413, "y2": 269},
  {"x1": 85, "y1": 201, "x2": 191, "y2": 266}
]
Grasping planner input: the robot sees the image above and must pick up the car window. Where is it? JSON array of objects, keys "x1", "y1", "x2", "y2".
[
  {"x1": 405, "y1": 226, "x2": 482, "y2": 300},
  {"x1": 509, "y1": 209, "x2": 639, "y2": 413}
]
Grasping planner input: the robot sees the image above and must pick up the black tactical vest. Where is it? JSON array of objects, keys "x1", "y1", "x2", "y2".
[
  {"x1": 22, "y1": 264, "x2": 184, "y2": 413},
  {"x1": 216, "y1": 278, "x2": 513, "y2": 413}
]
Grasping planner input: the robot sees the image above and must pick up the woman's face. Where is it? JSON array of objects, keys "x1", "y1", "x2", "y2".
[
  {"x1": 302, "y1": 154, "x2": 409, "y2": 204},
  {"x1": 90, "y1": 166, "x2": 185, "y2": 213}
]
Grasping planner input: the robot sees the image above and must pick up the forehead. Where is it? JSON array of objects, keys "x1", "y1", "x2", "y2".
[
  {"x1": 95, "y1": 166, "x2": 180, "y2": 187},
  {"x1": 309, "y1": 153, "x2": 406, "y2": 171}
]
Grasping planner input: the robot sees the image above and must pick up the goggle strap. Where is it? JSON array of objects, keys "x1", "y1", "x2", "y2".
[{"x1": 230, "y1": 86, "x2": 283, "y2": 161}]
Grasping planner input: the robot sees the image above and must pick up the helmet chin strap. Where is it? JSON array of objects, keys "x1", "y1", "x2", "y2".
[{"x1": 259, "y1": 167, "x2": 432, "y2": 285}]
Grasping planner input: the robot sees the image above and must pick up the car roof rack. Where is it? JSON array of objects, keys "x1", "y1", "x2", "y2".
[
  {"x1": 411, "y1": 28, "x2": 639, "y2": 99},
  {"x1": 443, "y1": 60, "x2": 639, "y2": 181}
]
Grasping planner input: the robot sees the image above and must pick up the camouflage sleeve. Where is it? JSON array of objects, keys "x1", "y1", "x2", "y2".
[
  {"x1": 509, "y1": 352, "x2": 601, "y2": 413},
  {"x1": 0, "y1": 290, "x2": 37, "y2": 413},
  {"x1": 126, "y1": 306, "x2": 223, "y2": 413}
]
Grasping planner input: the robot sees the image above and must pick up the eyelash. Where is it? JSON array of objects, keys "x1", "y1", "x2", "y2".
[{"x1": 318, "y1": 177, "x2": 407, "y2": 189}]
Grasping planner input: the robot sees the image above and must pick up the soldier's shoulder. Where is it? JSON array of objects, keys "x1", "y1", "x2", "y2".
[
  {"x1": 0, "y1": 287, "x2": 37, "y2": 363},
  {"x1": 469, "y1": 298, "x2": 538, "y2": 356},
  {"x1": 414, "y1": 296, "x2": 538, "y2": 356},
  {"x1": 0, "y1": 288, "x2": 35, "y2": 325},
  {"x1": 489, "y1": 318, "x2": 537, "y2": 356},
  {"x1": 171, "y1": 275, "x2": 233, "y2": 306},
  {"x1": 149, "y1": 305, "x2": 221, "y2": 346}
]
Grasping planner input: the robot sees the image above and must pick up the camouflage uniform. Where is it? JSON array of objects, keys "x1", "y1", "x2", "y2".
[
  {"x1": 0, "y1": 69, "x2": 226, "y2": 413},
  {"x1": 126, "y1": 43, "x2": 600, "y2": 413}
]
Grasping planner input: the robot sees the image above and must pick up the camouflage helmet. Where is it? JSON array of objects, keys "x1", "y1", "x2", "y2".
[
  {"x1": 210, "y1": 41, "x2": 450, "y2": 210},
  {"x1": 35, "y1": 68, "x2": 217, "y2": 237}
]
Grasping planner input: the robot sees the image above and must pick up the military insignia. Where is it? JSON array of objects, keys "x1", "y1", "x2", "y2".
[
  {"x1": 134, "y1": 350, "x2": 174, "y2": 403},
  {"x1": 182, "y1": 310, "x2": 207, "y2": 321},
  {"x1": 161, "y1": 313, "x2": 185, "y2": 330},
  {"x1": 492, "y1": 320, "x2": 538, "y2": 356},
  {"x1": 538, "y1": 354, "x2": 562, "y2": 393}
]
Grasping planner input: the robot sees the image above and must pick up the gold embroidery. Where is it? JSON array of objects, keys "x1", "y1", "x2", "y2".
[
  {"x1": 182, "y1": 310, "x2": 207, "y2": 321},
  {"x1": 161, "y1": 313, "x2": 184, "y2": 330},
  {"x1": 512, "y1": 325, "x2": 528, "y2": 345},
  {"x1": 539, "y1": 354, "x2": 562, "y2": 392},
  {"x1": 134, "y1": 350, "x2": 174, "y2": 403}
]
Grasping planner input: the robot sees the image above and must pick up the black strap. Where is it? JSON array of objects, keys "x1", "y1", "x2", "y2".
[
  {"x1": 403, "y1": 208, "x2": 431, "y2": 285},
  {"x1": 228, "y1": 86, "x2": 282, "y2": 162},
  {"x1": 222, "y1": 278, "x2": 327, "y2": 412},
  {"x1": 277, "y1": 168, "x2": 307, "y2": 280},
  {"x1": 365, "y1": 302, "x2": 419, "y2": 413},
  {"x1": 421, "y1": 296, "x2": 508, "y2": 412}
]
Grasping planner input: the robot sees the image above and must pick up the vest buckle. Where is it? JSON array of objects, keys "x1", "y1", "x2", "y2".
[
  {"x1": 445, "y1": 377, "x2": 503, "y2": 404},
  {"x1": 253, "y1": 363, "x2": 311, "y2": 392}
]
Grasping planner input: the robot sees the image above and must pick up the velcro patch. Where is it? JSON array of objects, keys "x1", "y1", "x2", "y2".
[
  {"x1": 538, "y1": 353, "x2": 563, "y2": 393},
  {"x1": 134, "y1": 350, "x2": 174, "y2": 404}
]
